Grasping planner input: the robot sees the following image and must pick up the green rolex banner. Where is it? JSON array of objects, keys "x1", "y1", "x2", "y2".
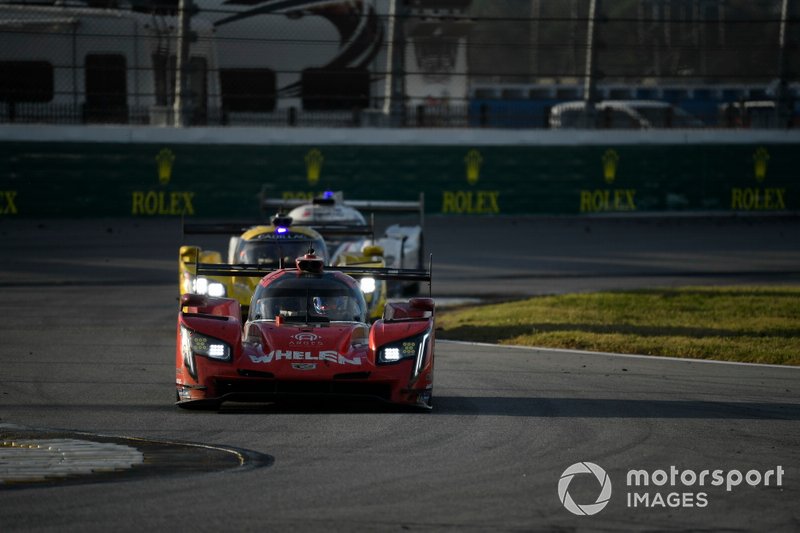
[{"x1": 0, "y1": 142, "x2": 796, "y2": 217}]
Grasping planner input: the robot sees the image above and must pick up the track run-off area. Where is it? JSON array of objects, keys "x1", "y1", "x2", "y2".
[{"x1": 1, "y1": 215, "x2": 799, "y2": 531}]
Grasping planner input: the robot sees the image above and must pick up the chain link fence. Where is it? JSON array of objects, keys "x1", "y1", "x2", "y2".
[{"x1": 0, "y1": 0, "x2": 798, "y2": 128}]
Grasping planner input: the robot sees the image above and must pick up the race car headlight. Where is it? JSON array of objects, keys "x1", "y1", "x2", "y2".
[
  {"x1": 193, "y1": 277, "x2": 226, "y2": 297},
  {"x1": 383, "y1": 347, "x2": 402, "y2": 361},
  {"x1": 360, "y1": 277, "x2": 376, "y2": 294},
  {"x1": 190, "y1": 332, "x2": 231, "y2": 360},
  {"x1": 181, "y1": 272, "x2": 196, "y2": 294},
  {"x1": 378, "y1": 331, "x2": 431, "y2": 376},
  {"x1": 181, "y1": 326, "x2": 232, "y2": 378},
  {"x1": 194, "y1": 276, "x2": 208, "y2": 294},
  {"x1": 206, "y1": 282, "x2": 226, "y2": 297}
]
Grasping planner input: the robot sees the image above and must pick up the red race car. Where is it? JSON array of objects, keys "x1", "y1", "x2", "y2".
[{"x1": 175, "y1": 250, "x2": 435, "y2": 410}]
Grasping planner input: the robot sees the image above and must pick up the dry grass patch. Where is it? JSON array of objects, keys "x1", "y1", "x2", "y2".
[{"x1": 436, "y1": 286, "x2": 800, "y2": 365}]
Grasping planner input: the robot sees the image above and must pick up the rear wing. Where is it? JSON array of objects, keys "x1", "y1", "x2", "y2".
[
  {"x1": 182, "y1": 221, "x2": 373, "y2": 239},
  {"x1": 195, "y1": 255, "x2": 433, "y2": 296},
  {"x1": 261, "y1": 192, "x2": 425, "y2": 228},
  {"x1": 183, "y1": 222, "x2": 263, "y2": 235}
]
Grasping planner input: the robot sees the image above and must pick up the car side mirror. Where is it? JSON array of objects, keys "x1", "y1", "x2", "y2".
[{"x1": 409, "y1": 298, "x2": 434, "y2": 312}]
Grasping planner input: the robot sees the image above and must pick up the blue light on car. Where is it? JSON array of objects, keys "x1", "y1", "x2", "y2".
[
  {"x1": 323, "y1": 190, "x2": 334, "y2": 199},
  {"x1": 276, "y1": 226, "x2": 288, "y2": 234}
]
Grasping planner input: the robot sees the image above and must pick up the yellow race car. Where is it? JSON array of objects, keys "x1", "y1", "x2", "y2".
[
  {"x1": 179, "y1": 215, "x2": 388, "y2": 320},
  {"x1": 333, "y1": 243, "x2": 389, "y2": 321}
]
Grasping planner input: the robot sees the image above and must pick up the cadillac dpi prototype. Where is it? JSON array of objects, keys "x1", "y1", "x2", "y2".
[{"x1": 176, "y1": 251, "x2": 435, "y2": 410}]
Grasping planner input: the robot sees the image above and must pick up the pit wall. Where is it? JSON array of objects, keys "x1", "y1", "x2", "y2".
[{"x1": 1, "y1": 126, "x2": 798, "y2": 217}]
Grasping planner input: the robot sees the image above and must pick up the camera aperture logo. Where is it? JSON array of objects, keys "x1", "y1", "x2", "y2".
[
  {"x1": 558, "y1": 462, "x2": 785, "y2": 515},
  {"x1": 558, "y1": 462, "x2": 612, "y2": 516}
]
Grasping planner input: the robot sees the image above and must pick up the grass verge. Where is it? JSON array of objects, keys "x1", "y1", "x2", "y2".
[{"x1": 435, "y1": 286, "x2": 800, "y2": 366}]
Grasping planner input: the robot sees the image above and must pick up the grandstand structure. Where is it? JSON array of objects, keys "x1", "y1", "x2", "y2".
[
  {"x1": 468, "y1": 0, "x2": 799, "y2": 128},
  {"x1": 0, "y1": 0, "x2": 797, "y2": 128}
]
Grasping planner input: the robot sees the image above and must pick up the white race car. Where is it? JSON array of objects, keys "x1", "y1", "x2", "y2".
[{"x1": 262, "y1": 191, "x2": 426, "y2": 295}]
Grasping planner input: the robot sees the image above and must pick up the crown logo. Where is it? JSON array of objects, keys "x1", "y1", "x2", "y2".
[
  {"x1": 156, "y1": 148, "x2": 175, "y2": 185},
  {"x1": 305, "y1": 149, "x2": 324, "y2": 186},
  {"x1": 465, "y1": 149, "x2": 483, "y2": 185},
  {"x1": 753, "y1": 147, "x2": 769, "y2": 182},
  {"x1": 602, "y1": 149, "x2": 619, "y2": 184}
]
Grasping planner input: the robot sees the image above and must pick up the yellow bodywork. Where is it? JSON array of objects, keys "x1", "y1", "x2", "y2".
[
  {"x1": 179, "y1": 245, "x2": 254, "y2": 307},
  {"x1": 336, "y1": 244, "x2": 388, "y2": 321}
]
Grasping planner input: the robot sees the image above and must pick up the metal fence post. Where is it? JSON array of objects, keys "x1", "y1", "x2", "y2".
[{"x1": 173, "y1": 0, "x2": 194, "y2": 127}]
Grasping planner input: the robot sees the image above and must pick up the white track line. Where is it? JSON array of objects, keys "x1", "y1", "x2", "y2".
[{"x1": 439, "y1": 339, "x2": 800, "y2": 370}]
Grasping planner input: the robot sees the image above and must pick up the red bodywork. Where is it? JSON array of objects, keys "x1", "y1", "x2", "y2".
[{"x1": 175, "y1": 271, "x2": 435, "y2": 409}]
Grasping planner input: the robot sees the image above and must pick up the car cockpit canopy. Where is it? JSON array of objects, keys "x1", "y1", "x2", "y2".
[
  {"x1": 250, "y1": 273, "x2": 367, "y2": 324},
  {"x1": 234, "y1": 218, "x2": 328, "y2": 268}
]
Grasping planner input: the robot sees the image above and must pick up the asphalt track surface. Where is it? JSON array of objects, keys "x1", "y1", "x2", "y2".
[{"x1": 1, "y1": 216, "x2": 799, "y2": 532}]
